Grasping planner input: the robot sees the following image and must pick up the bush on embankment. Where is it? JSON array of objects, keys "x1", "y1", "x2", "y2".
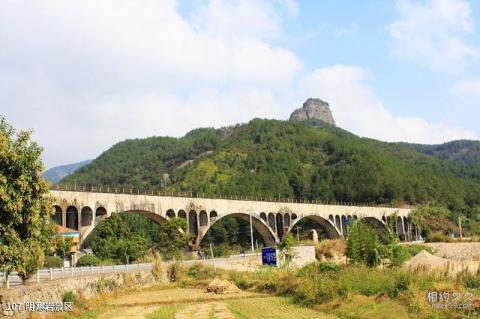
[{"x1": 76, "y1": 255, "x2": 101, "y2": 267}]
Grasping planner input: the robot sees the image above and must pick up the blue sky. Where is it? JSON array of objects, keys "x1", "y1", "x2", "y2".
[{"x1": 1, "y1": 0, "x2": 480, "y2": 168}]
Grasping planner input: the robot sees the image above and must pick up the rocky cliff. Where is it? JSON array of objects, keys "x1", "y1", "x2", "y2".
[{"x1": 289, "y1": 98, "x2": 336, "y2": 126}]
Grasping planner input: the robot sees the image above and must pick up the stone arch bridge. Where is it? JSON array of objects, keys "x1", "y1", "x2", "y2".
[{"x1": 50, "y1": 189, "x2": 414, "y2": 249}]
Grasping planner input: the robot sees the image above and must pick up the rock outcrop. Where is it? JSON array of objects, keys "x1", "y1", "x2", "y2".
[{"x1": 289, "y1": 98, "x2": 336, "y2": 126}]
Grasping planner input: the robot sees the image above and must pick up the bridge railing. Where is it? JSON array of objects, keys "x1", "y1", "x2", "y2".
[
  {"x1": 0, "y1": 263, "x2": 153, "y2": 289},
  {"x1": 50, "y1": 184, "x2": 409, "y2": 209}
]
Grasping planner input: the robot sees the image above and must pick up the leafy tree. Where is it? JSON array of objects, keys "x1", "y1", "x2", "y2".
[
  {"x1": 116, "y1": 236, "x2": 148, "y2": 264},
  {"x1": 88, "y1": 214, "x2": 151, "y2": 263},
  {"x1": 154, "y1": 218, "x2": 190, "y2": 260},
  {"x1": 278, "y1": 232, "x2": 297, "y2": 266},
  {"x1": 55, "y1": 237, "x2": 73, "y2": 259},
  {"x1": 346, "y1": 220, "x2": 381, "y2": 267},
  {"x1": 0, "y1": 117, "x2": 54, "y2": 279}
]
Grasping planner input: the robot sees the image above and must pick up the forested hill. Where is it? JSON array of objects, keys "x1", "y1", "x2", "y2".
[{"x1": 62, "y1": 119, "x2": 480, "y2": 209}]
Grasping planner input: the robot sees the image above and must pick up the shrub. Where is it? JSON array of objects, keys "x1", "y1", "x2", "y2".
[
  {"x1": 278, "y1": 233, "x2": 296, "y2": 266},
  {"x1": 425, "y1": 231, "x2": 453, "y2": 243},
  {"x1": 186, "y1": 263, "x2": 216, "y2": 280},
  {"x1": 460, "y1": 273, "x2": 480, "y2": 289},
  {"x1": 391, "y1": 245, "x2": 411, "y2": 267},
  {"x1": 44, "y1": 256, "x2": 63, "y2": 268},
  {"x1": 90, "y1": 277, "x2": 119, "y2": 293},
  {"x1": 293, "y1": 275, "x2": 338, "y2": 306},
  {"x1": 227, "y1": 270, "x2": 256, "y2": 290},
  {"x1": 388, "y1": 272, "x2": 412, "y2": 298},
  {"x1": 151, "y1": 253, "x2": 164, "y2": 281},
  {"x1": 336, "y1": 266, "x2": 398, "y2": 297},
  {"x1": 346, "y1": 220, "x2": 381, "y2": 267},
  {"x1": 402, "y1": 244, "x2": 433, "y2": 256},
  {"x1": 298, "y1": 262, "x2": 340, "y2": 277},
  {"x1": 62, "y1": 291, "x2": 79, "y2": 305},
  {"x1": 167, "y1": 262, "x2": 183, "y2": 282},
  {"x1": 76, "y1": 255, "x2": 100, "y2": 267},
  {"x1": 318, "y1": 262, "x2": 340, "y2": 273}
]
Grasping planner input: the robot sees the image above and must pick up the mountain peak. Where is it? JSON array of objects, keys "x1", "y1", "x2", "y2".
[{"x1": 289, "y1": 98, "x2": 336, "y2": 126}]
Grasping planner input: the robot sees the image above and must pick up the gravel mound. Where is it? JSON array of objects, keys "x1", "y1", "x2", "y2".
[{"x1": 404, "y1": 250, "x2": 479, "y2": 275}]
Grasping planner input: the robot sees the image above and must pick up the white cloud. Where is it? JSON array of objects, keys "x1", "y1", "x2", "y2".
[
  {"x1": 301, "y1": 65, "x2": 477, "y2": 143},
  {"x1": 0, "y1": 0, "x2": 301, "y2": 167},
  {"x1": 453, "y1": 77, "x2": 480, "y2": 98},
  {"x1": 387, "y1": 0, "x2": 478, "y2": 72},
  {"x1": 0, "y1": 1, "x2": 476, "y2": 168}
]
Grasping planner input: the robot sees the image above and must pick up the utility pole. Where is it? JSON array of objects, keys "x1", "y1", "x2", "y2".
[
  {"x1": 249, "y1": 210, "x2": 254, "y2": 254},
  {"x1": 459, "y1": 217, "x2": 463, "y2": 240}
]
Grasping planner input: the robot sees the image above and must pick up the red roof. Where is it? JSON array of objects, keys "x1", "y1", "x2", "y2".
[{"x1": 56, "y1": 225, "x2": 79, "y2": 234}]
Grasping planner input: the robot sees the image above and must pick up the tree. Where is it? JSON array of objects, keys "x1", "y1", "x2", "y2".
[
  {"x1": 89, "y1": 214, "x2": 150, "y2": 263},
  {"x1": 0, "y1": 117, "x2": 54, "y2": 279},
  {"x1": 55, "y1": 237, "x2": 73, "y2": 259},
  {"x1": 346, "y1": 220, "x2": 381, "y2": 267},
  {"x1": 278, "y1": 232, "x2": 296, "y2": 266},
  {"x1": 154, "y1": 218, "x2": 190, "y2": 260}
]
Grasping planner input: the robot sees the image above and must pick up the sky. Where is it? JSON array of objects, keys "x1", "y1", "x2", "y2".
[{"x1": 1, "y1": 0, "x2": 480, "y2": 169}]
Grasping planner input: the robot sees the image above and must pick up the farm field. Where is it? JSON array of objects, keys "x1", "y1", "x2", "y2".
[{"x1": 60, "y1": 288, "x2": 336, "y2": 319}]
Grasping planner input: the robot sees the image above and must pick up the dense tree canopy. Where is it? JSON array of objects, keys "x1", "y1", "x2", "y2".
[
  {"x1": 64, "y1": 118, "x2": 480, "y2": 209},
  {"x1": 0, "y1": 117, "x2": 54, "y2": 278},
  {"x1": 154, "y1": 217, "x2": 190, "y2": 260},
  {"x1": 87, "y1": 214, "x2": 156, "y2": 263}
]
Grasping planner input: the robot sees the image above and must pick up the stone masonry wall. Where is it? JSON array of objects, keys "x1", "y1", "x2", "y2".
[{"x1": 0, "y1": 270, "x2": 159, "y2": 318}]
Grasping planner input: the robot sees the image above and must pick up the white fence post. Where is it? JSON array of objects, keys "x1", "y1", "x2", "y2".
[
  {"x1": 61, "y1": 267, "x2": 64, "y2": 279},
  {"x1": 36, "y1": 271, "x2": 40, "y2": 283},
  {"x1": 125, "y1": 264, "x2": 128, "y2": 273},
  {"x1": 6, "y1": 274, "x2": 9, "y2": 289},
  {"x1": 49, "y1": 268, "x2": 53, "y2": 281},
  {"x1": 102, "y1": 265, "x2": 105, "y2": 274},
  {"x1": 90, "y1": 265, "x2": 93, "y2": 275},
  {"x1": 71, "y1": 267, "x2": 74, "y2": 277}
]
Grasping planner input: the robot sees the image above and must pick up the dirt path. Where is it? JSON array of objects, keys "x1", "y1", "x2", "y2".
[{"x1": 174, "y1": 302, "x2": 234, "y2": 319}]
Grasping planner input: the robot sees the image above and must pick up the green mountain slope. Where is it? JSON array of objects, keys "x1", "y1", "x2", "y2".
[
  {"x1": 399, "y1": 140, "x2": 480, "y2": 166},
  {"x1": 62, "y1": 119, "x2": 480, "y2": 209}
]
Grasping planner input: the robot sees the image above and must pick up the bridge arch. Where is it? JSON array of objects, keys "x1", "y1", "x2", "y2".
[
  {"x1": 178, "y1": 210, "x2": 186, "y2": 219},
  {"x1": 334, "y1": 215, "x2": 341, "y2": 233},
  {"x1": 53, "y1": 205, "x2": 62, "y2": 226},
  {"x1": 260, "y1": 212, "x2": 267, "y2": 222},
  {"x1": 267, "y1": 213, "x2": 275, "y2": 231},
  {"x1": 96, "y1": 207, "x2": 107, "y2": 217},
  {"x1": 81, "y1": 206, "x2": 93, "y2": 227},
  {"x1": 210, "y1": 210, "x2": 218, "y2": 219},
  {"x1": 189, "y1": 210, "x2": 198, "y2": 235},
  {"x1": 362, "y1": 216, "x2": 390, "y2": 238},
  {"x1": 284, "y1": 214, "x2": 291, "y2": 227},
  {"x1": 66, "y1": 206, "x2": 79, "y2": 230},
  {"x1": 199, "y1": 212, "x2": 279, "y2": 247},
  {"x1": 166, "y1": 209, "x2": 176, "y2": 218},
  {"x1": 276, "y1": 213, "x2": 284, "y2": 239},
  {"x1": 289, "y1": 215, "x2": 341, "y2": 239},
  {"x1": 396, "y1": 216, "x2": 405, "y2": 239},
  {"x1": 199, "y1": 210, "x2": 208, "y2": 226}
]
